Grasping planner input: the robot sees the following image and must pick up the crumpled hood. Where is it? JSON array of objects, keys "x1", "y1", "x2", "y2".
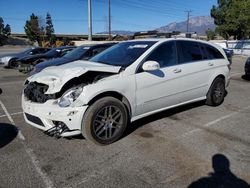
[{"x1": 27, "y1": 60, "x2": 121, "y2": 94}]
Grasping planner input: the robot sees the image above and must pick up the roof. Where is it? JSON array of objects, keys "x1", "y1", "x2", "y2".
[{"x1": 79, "y1": 42, "x2": 117, "y2": 48}]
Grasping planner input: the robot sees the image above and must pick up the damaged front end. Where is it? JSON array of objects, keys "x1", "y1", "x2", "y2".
[
  {"x1": 24, "y1": 71, "x2": 117, "y2": 104},
  {"x1": 24, "y1": 81, "x2": 57, "y2": 103},
  {"x1": 23, "y1": 63, "x2": 121, "y2": 138},
  {"x1": 44, "y1": 121, "x2": 69, "y2": 138}
]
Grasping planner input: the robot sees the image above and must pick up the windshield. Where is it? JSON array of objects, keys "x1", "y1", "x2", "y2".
[
  {"x1": 63, "y1": 46, "x2": 90, "y2": 59},
  {"x1": 90, "y1": 41, "x2": 156, "y2": 67},
  {"x1": 21, "y1": 48, "x2": 33, "y2": 54},
  {"x1": 45, "y1": 48, "x2": 60, "y2": 56}
]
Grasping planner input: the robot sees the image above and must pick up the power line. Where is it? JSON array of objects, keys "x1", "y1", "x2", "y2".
[
  {"x1": 185, "y1": 10, "x2": 192, "y2": 32},
  {"x1": 2, "y1": 17, "x2": 105, "y2": 23},
  {"x1": 94, "y1": 0, "x2": 185, "y2": 19}
]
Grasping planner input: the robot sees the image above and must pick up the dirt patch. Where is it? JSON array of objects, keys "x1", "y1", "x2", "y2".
[{"x1": 140, "y1": 132, "x2": 154, "y2": 138}]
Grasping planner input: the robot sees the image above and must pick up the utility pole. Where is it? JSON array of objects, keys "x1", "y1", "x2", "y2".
[
  {"x1": 108, "y1": 0, "x2": 111, "y2": 40},
  {"x1": 88, "y1": 0, "x2": 92, "y2": 41},
  {"x1": 185, "y1": 10, "x2": 192, "y2": 33}
]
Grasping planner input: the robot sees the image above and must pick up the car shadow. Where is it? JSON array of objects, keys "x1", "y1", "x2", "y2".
[
  {"x1": 187, "y1": 153, "x2": 250, "y2": 188},
  {"x1": 242, "y1": 75, "x2": 250, "y2": 81},
  {"x1": 0, "y1": 123, "x2": 18, "y2": 148},
  {"x1": 123, "y1": 100, "x2": 205, "y2": 138}
]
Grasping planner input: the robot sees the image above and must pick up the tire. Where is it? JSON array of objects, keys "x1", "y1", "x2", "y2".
[
  {"x1": 205, "y1": 77, "x2": 226, "y2": 106},
  {"x1": 82, "y1": 97, "x2": 128, "y2": 145},
  {"x1": 8, "y1": 58, "x2": 18, "y2": 68}
]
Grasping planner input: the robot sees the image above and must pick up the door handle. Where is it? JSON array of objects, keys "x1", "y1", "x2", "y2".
[
  {"x1": 208, "y1": 62, "x2": 214, "y2": 66},
  {"x1": 173, "y1": 68, "x2": 182, "y2": 73}
]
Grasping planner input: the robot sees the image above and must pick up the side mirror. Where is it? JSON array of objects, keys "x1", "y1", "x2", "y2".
[{"x1": 142, "y1": 61, "x2": 160, "y2": 71}]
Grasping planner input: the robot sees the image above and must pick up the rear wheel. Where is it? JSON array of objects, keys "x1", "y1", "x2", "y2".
[
  {"x1": 82, "y1": 97, "x2": 128, "y2": 145},
  {"x1": 206, "y1": 77, "x2": 226, "y2": 106}
]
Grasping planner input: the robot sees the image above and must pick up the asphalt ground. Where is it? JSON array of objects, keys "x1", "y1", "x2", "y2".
[{"x1": 0, "y1": 48, "x2": 250, "y2": 188}]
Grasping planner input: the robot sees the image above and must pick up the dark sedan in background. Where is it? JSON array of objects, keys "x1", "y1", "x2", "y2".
[
  {"x1": 17, "y1": 46, "x2": 75, "y2": 72},
  {"x1": 30, "y1": 43, "x2": 116, "y2": 75},
  {"x1": 0, "y1": 47, "x2": 51, "y2": 68},
  {"x1": 223, "y1": 48, "x2": 234, "y2": 64}
]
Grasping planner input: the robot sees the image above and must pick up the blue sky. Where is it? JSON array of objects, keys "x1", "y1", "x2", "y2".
[{"x1": 0, "y1": 0, "x2": 217, "y2": 34}]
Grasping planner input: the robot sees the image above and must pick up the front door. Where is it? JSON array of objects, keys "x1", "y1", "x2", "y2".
[{"x1": 135, "y1": 41, "x2": 183, "y2": 116}]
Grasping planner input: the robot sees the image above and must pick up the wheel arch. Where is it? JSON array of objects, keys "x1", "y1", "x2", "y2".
[
  {"x1": 87, "y1": 91, "x2": 132, "y2": 119},
  {"x1": 208, "y1": 73, "x2": 226, "y2": 89}
]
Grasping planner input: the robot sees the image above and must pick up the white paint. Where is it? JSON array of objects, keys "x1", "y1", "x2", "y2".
[
  {"x1": 0, "y1": 80, "x2": 25, "y2": 85},
  {"x1": 25, "y1": 147, "x2": 54, "y2": 188},
  {"x1": 231, "y1": 72, "x2": 244, "y2": 77},
  {"x1": 0, "y1": 111, "x2": 23, "y2": 118},
  {"x1": 180, "y1": 105, "x2": 250, "y2": 138},
  {"x1": 0, "y1": 100, "x2": 16, "y2": 125},
  {"x1": 0, "y1": 100, "x2": 54, "y2": 188}
]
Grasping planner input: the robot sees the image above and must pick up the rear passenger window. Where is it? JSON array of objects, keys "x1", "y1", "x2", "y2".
[
  {"x1": 145, "y1": 41, "x2": 177, "y2": 68},
  {"x1": 199, "y1": 44, "x2": 209, "y2": 60},
  {"x1": 205, "y1": 45, "x2": 224, "y2": 59},
  {"x1": 177, "y1": 41, "x2": 203, "y2": 64}
]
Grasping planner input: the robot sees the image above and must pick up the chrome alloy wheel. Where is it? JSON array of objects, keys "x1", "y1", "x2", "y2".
[
  {"x1": 93, "y1": 105, "x2": 123, "y2": 140},
  {"x1": 213, "y1": 82, "x2": 225, "y2": 104}
]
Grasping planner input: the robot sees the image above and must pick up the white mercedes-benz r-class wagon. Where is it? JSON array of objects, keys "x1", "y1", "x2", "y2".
[{"x1": 22, "y1": 38, "x2": 230, "y2": 145}]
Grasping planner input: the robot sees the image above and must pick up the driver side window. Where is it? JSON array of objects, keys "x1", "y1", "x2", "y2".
[{"x1": 145, "y1": 41, "x2": 177, "y2": 68}]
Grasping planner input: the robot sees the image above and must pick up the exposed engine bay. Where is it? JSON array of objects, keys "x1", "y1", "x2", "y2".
[{"x1": 24, "y1": 71, "x2": 116, "y2": 103}]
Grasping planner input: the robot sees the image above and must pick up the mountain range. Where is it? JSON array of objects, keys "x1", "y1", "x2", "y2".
[
  {"x1": 156, "y1": 16, "x2": 215, "y2": 35},
  {"x1": 97, "y1": 16, "x2": 215, "y2": 36}
]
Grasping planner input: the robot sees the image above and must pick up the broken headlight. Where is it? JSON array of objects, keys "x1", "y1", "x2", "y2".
[{"x1": 58, "y1": 86, "x2": 83, "y2": 107}]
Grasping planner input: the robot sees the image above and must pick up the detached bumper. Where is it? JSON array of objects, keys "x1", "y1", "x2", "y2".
[{"x1": 22, "y1": 94, "x2": 88, "y2": 137}]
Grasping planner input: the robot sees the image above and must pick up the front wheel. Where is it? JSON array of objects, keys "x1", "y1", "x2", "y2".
[
  {"x1": 206, "y1": 77, "x2": 226, "y2": 106},
  {"x1": 8, "y1": 58, "x2": 18, "y2": 68},
  {"x1": 82, "y1": 97, "x2": 128, "y2": 145}
]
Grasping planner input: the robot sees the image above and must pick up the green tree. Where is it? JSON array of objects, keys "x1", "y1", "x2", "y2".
[
  {"x1": 45, "y1": 13, "x2": 55, "y2": 44},
  {"x1": 206, "y1": 29, "x2": 216, "y2": 40},
  {"x1": 24, "y1": 13, "x2": 43, "y2": 45},
  {"x1": 0, "y1": 17, "x2": 4, "y2": 34},
  {"x1": 3, "y1": 24, "x2": 11, "y2": 36},
  {"x1": 211, "y1": 0, "x2": 250, "y2": 40},
  {"x1": 0, "y1": 17, "x2": 11, "y2": 45}
]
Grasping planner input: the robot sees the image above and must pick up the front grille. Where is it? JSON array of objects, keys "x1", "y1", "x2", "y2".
[
  {"x1": 24, "y1": 82, "x2": 56, "y2": 103},
  {"x1": 25, "y1": 113, "x2": 44, "y2": 127}
]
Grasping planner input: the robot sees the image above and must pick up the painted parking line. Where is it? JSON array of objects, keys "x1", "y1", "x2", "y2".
[
  {"x1": 0, "y1": 80, "x2": 25, "y2": 85},
  {"x1": 0, "y1": 100, "x2": 54, "y2": 188},
  {"x1": 231, "y1": 72, "x2": 244, "y2": 77},
  {"x1": 180, "y1": 105, "x2": 250, "y2": 138},
  {"x1": 0, "y1": 111, "x2": 23, "y2": 118}
]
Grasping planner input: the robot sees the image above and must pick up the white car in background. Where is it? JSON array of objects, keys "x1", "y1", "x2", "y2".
[
  {"x1": 210, "y1": 40, "x2": 234, "y2": 63},
  {"x1": 233, "y1": 40, "x2": 250, "y2": 56},
  {"x1": 22, "y1": 38, "x2": 230, "y2": 145}
]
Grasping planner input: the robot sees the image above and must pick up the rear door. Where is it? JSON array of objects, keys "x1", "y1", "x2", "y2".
[{"x1": 175, "y1": 40, "x2": 212, "y2": 102}]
